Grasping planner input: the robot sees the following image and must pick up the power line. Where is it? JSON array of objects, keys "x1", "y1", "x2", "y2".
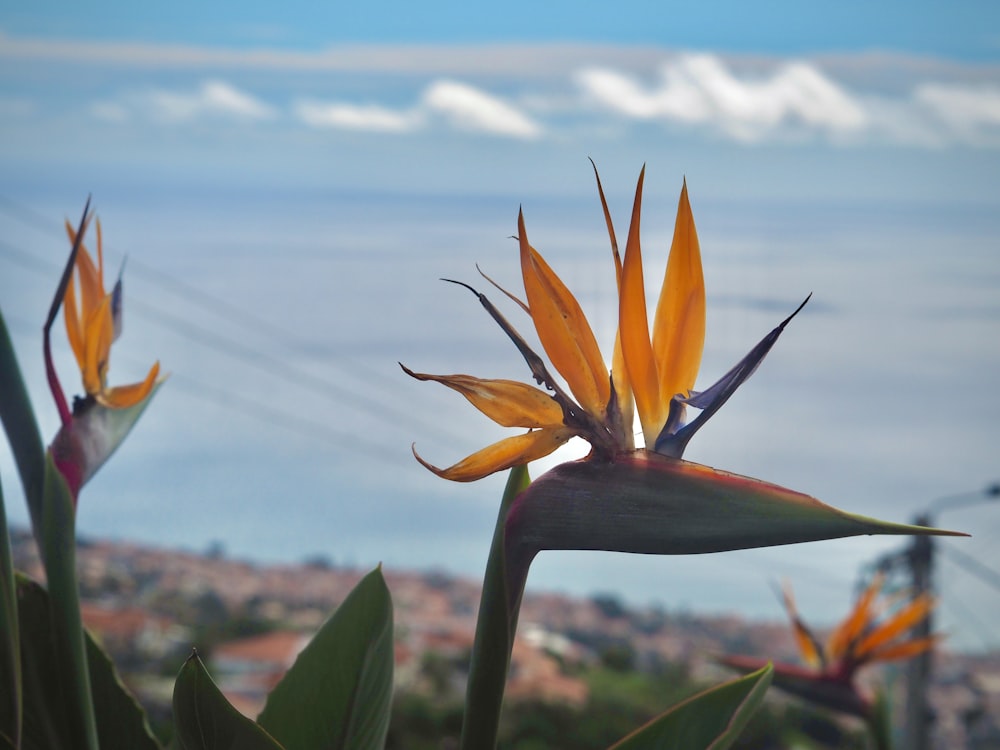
[
  {"x1": 0, "y1": 212, "x2": 467, "y2": 449},
  {"x1": 936, "y1": 570, "x2": 1000, "y2": 652},
  {"x1": 165, "y1": 370, "x2": 392, "y2": 459},
  {"x1": 939, "y1": 542, "x2": 1000, "y2": 595},
  {"x1": 0, "y1": 308, "x2": 392, "y2": 459},
  {"x1": 0, "y1": 192, "x2": 442, "y2": 408}
]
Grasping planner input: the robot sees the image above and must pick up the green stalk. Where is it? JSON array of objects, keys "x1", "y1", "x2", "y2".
[
  {"x1": 459, "y1": 466, "x2": 530, "y2": 750},
  {"x1": 40, "y1": 458, "x2": 99, "y2": 750},
  {"x1": 0, "y1": 473, "x2": 22, "y2": 748},
  {"x1": 0, "y1": 312, "x2": 46, "y2": 545},
  {"x1": 867, "y1": 689, "x2": 893, "y2": 750},
  {"x1": 0, "y1": 312, "x2": 98, "y2": 749}
]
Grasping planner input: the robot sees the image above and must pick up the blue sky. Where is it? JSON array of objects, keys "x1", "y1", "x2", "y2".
[
  {"x1": 2, "y1": 3, "x2": 1000, "y2": 649},
  {"x1": 4, "y1": 1, "x2": 1000, "y2": 58},
  {"x1": 3, "y1": 1, "x2": 1000, "y2": 202}
]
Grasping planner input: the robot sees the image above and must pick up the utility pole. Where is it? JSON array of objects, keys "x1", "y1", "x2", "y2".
[
  {"x1": 900, "y1": 483, "x2": 998, "y2": 750},
  {"x1": 903, "y1": 512, "x2": 934, "y2": 750}
]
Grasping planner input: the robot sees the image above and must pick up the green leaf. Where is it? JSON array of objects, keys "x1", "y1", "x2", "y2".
[
  {"x1": 459, "y1": 465, "x2": 531, "y2": 750},
  {"x1": 37, "y1": 457, "x2": 98, "y2": 750},
  {"x1": 0, "y1": 310, "x2": 46, "y2": 547},
  {"x1": 172, "y1": 651, "x2": 284, "y2": 750},
  {"x1": 86, "y1": 626, "x2": 162, "y2": 750},
  {"x1": 257, "y1": 566, "x2": 394, "y2": 750},
  {"x1": 17, "y1": 574, "x2": 77, "y2": 750},
  {"x1": 609, "y1": 664, "x2": 773, "y2": 750},
  {"x1": 1, "y1": 310, "x2": 97, "y2": 748},
  {"x1": 15, "y1": 575, "x2": 162, "y2": 750},
  {"x1": 0, "y1": 476, "x2": 22, "y2": 749}
]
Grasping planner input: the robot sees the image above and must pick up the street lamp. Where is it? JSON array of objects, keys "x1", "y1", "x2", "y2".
[{"x1": 903, "y1": 482, "x2": 999, "y2": 750}]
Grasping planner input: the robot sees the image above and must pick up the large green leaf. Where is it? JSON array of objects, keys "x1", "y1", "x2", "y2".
[
  {"x1": 0, "y1": 476, "x2": 22, "y2": 750},
  {"x1": 0, "y1": 311, "x2": 46, "y2": 550},
  {"x1": 15, "y1": 575, "x2": 162, "y2": 750},
  {"x1": 257, "y1": 566, "x2": 394, "y2": 750},
  {"x1": 459, "y1": 465, "x2": 530, "y2": 750},
  {"x1": 38, "y1": 458, "x2": 98, "y2": 750},
  {"x1": 16, "y1": 575, "x2": 75, "y2": 750},
  {"x1": 0, "y1": 311, "x2": 98, "y2": 749},
  {"x1": 85, "y1": 626, "x2": 162, "y2": 750},
  {"x1": 173, "y1": 651, "x2": 284, "y2": 750},
  {"x1": 609, "y1": 664, "x2": 773, "y2": 750}
]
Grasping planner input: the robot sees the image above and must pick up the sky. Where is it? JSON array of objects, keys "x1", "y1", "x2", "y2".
[{"x1": 1, "y1": 2, "x2": 1000, "y2": 652}]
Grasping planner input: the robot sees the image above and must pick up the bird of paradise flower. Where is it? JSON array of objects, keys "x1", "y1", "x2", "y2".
[
  {"x1": 401, "y1": 164, "x2": 962, "y2": 750},
  {"x1": 721, "y1": 575, "x2": 937, "y2": 722},
  {"x1": 403, "y1": 163, "x2": 807, "y2": 480},
  {"x1": 402, "y1": 162, "x2": 961, "y2": 607},
  {"x1": 45, "y1": 201, "x2": 162, "y2": 502}
]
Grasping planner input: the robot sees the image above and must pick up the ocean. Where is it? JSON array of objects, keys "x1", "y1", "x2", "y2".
[{"x1": 1, "y1": 181, "x2": 998, "y2": 650}]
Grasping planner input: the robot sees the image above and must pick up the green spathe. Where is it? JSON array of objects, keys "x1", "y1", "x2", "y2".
[
  {"x1": 505, "y1": 451, "x2": 963, "y2": 604},
  {"x1": 49, "y1": 382, "x2": 163, "y2": 500}
]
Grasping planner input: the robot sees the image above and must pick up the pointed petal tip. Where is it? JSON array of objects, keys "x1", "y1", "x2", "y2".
[
  {"x1": 849, "y1": 512, "x2": 969, "y2": 538},
  {"x1": 410, "y1": 443, "x2": 446, "y2": 477},
  {"x1": 844, "y1": 510, "x2": 968, "y2": 538}
]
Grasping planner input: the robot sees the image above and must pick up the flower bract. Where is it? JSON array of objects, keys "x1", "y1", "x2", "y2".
[{"x1": 45, "y1": 203, "x2": 162, "y2": 501}]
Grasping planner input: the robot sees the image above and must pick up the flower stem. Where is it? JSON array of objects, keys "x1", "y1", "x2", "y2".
[{"x1": 459, "y1": 466, "x2": 530, "y2": 750}]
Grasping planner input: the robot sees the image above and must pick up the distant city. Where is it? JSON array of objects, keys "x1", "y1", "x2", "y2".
[{"x1": 10, "y1": 527, "x2": 1000, "y2": 747}]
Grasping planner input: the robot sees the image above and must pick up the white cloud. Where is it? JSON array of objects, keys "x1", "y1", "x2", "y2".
[
  {"x1": 294, "y1": 80, "x2": 542, "y2": 140},
  {"x1": 914, "y1": 83, "x2": 1000, "y2": 144},
  {"x1": 421, "y1": 80, "x2": 543, "y2": 139},
  {"x1": 146, "y1": 80, "x2": 275, "y2": 123},
  {"x1": 294, "y1": 100, "x2": 420, "y2": 133},
  {"x1": 577, "y1": 54, "x2": 867, "y2": 142},
  {"x1": 47, "y1": 42, "x2": 1000, "y2": 149}
]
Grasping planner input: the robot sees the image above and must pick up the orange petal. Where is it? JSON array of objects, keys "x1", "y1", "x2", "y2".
[
  {"x1": 591, "y1": 161, "x2": 634, "y2": 445},
  {"x1": 651, "y1": 178, "x2": 705, "y2": 403},
  {"x1": 865, "y1": 634, "x2": 940, "y2": 664},
  {"x1": 98, "y1": 362, "x2": 161, "y2": 410},
  {"x1": 590, "y1": 158, "x2": 622, "y2": 289},
  {"x1": 401, "y1": 366, "x2": 564, "y2": 428},
  {"x1": 82, "y1": 295, "x2": 114, "y2": 396},
  {"x1": 412, "y1": 427, "x2": 574, "y2": 482},
  {"x1": 77, "y1": 247, "x2": 105, "y2": 320},
  {"x1": 95, "y1": 218, "x2": 104, "y2": 280},
  {"x1": 827, "y1": 574, "x2": 883, "y2": 662},
  {"x1": 65, "y1": 220, "x2": 106, "y2": 319},
  {"x1": 518, "y1": 209, "x2": 609, "y2": 418},
  {"x1": 618, "y1": 166, "x2": 664, "y2": 446},
  {"x1": 853, "y1": 594, "x2": 935, "y2": 663},
  {"x1": 63, "y1": 270, "x2": 87, "y2": 372},
  {"x1": 780, "y1": 583, "x2": 824, "y2": 669}
]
